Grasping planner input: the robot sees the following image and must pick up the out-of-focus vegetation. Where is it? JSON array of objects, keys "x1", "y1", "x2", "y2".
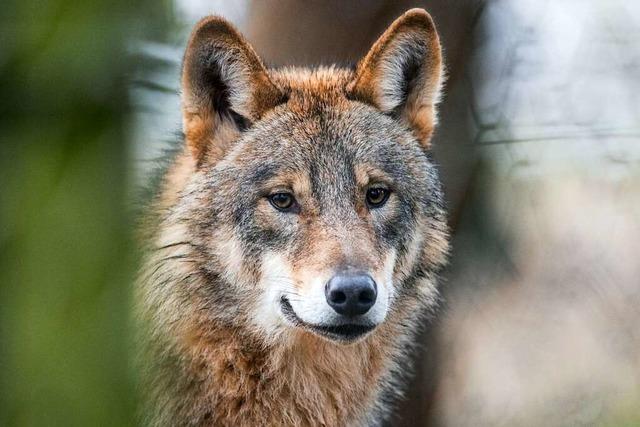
[{"x1": 0, "y1": 0, "x2": 171, "y2": 425}]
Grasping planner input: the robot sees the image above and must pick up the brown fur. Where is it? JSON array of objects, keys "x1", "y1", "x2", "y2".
[
  {"x1": 173, "y1": 308, "x2": 401, "y2": 426},
  {"x1": 137, "y1": 9, "x2": 448, "y2": 427}
]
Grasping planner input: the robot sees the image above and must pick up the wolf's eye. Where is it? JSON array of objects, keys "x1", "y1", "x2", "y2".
[
  {"x1": 268, "y1": 192, "x2": 296, "y2": 212},
  {"x1": 366, "y1": 187, "x2": 390, "y2": 208}
]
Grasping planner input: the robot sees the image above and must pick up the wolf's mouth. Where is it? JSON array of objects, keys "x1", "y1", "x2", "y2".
[{"x1": 280, "y1": 297, "x2": 376, "y2": 343}]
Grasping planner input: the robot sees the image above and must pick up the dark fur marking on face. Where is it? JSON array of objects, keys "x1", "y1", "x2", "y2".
[
  {"x1": 375, "y1": 198, "x2": 415, "y2": 249},
  {"x1": 242, "y1": 163, "x2": 280, "y2": 190}
]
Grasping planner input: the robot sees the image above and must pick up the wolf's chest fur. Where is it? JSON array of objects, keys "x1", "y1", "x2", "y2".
[
  {"x1": 138, "y1": 8, "x2": 448, "y2": 427},
  {"x1": 174, "y1": 322, "x2": 396, "y2": 426}
]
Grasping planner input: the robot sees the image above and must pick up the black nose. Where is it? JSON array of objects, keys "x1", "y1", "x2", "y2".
[{"x1": 325, "y1": 272, "x2": 377, "y2": 316}]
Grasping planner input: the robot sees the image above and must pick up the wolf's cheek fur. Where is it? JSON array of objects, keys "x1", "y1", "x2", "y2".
[
  {"x1": 253, "y1": 251, "x2": 294, "y2": 340},
  {"x1": 210, "y1": 225, "x2": 249, "y2": 285}
]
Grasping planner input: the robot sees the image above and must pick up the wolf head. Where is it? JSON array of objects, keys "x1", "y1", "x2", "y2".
[{"x1": 153, "y1": 9, "x2": 448, "y2": 346}]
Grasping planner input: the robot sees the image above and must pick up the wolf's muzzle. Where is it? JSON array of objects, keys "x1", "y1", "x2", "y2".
[{"x1": 325, "y1": 272, "x2": 377, "y2": 317}]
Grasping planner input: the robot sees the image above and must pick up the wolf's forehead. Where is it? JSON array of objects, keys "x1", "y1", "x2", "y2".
[
  {"x1": 270, "y1": 67, "x2": 354, "y2": 97},
  {"x1": 241, "y1": 106, "x2": 409, "y2": 188},
  {"x1": 246, "y1": 144, "x2": 362, "y2": 189},
  {"x1": 251, "y1": 117, "x2": 392, "y2": 171}
]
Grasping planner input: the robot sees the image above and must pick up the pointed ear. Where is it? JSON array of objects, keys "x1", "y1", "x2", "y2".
[
  {"x1": 181, "y1": 16, "x2": 286, "y2": 163},
  {"x1": 347, "y1": 9, "x2": 444, "y2": 147}
]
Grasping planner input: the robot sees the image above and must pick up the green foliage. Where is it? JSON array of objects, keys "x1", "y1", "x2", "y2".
[{"x1": 0, "y1": 0, "x2": 172, "y2": 425}]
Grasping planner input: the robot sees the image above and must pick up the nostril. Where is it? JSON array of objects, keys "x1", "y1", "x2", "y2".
[
  {"x1": 358, "y1": 289, "x2": 375, "y2": 304},
  {"x1": 330, "y1": 290, "x2": 347, "y2": 304}
]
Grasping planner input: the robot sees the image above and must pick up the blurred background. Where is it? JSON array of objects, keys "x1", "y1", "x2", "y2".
[{"x1": 1, "y1": 0, "x2": 639, "y2": 426}]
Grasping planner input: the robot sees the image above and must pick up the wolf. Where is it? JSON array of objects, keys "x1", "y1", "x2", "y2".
[{"x1": 137, "y1": 8, "x2": 449, "y2": 426}]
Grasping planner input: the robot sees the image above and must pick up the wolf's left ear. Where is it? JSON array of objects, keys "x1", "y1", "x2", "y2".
[
  {"x1": 347, "y1": 8, "x2": 443, "y2": 147},
  {"x1": 181, "y1": 17, "x2": 286, "y2": 163}
]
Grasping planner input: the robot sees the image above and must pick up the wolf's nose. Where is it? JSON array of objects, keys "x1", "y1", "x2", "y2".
[{"x1": 325, "y1": 273, "x2": 377, "y2": 316}]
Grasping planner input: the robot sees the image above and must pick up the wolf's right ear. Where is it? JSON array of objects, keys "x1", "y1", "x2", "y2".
[{"x1": 181, "y1": 17, "x2": 286, "y2": 163}]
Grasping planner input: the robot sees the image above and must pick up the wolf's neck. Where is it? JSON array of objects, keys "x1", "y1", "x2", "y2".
[{"x1": 164, "y1": 320, "x2": 395, "y2": 426}]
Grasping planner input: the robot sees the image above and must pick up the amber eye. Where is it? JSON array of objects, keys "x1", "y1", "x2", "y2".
[
  {"x1": 268, "y1": 192, "x2": 296, "y2": 211},
  {"x1": 366, "y1": 187, "x2": 390, "y2": 208}
]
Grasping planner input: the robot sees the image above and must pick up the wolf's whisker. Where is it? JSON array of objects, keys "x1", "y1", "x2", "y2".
[
  {"x1": 143, "y1": 255, "x2": 198, "y2": 281},
  {"x1": 153, "y1": 241, "x2": 198, "y2": 251}
]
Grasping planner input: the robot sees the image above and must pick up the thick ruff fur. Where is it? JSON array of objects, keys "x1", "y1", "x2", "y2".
[{"x1": 137, "y1": 9, "x2": 449, "y2": 426}]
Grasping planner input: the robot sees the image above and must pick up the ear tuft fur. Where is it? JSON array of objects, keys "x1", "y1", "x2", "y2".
[{"x1": 347, "y1": 8, "x2": 444, "y2": 147}]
